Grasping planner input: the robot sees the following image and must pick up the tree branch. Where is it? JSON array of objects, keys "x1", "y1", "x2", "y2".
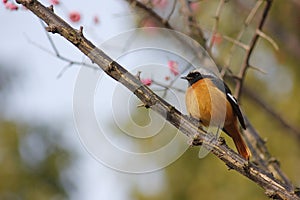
[
  {"x1": 235, "y1": 0, "x2": 273, "y2": 99},
  {"x1": 208, "y1": 0, "x2": 225, "y2": 51},
  {"x1": 178, "y1": 0, "x2": 207, "y2": 48},
  {"x1": 221, "y1": 0, "x2": 263, "y2": 77},
  {"x1": 15, "y1": 0, "x2": 299, "y2": 199},
  {"x1": 127, "y1": 0, "x2": 172, "y2": 28}
]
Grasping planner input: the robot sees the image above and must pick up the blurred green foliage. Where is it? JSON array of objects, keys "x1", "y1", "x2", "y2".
[
  {"x1": 0, "y1": 66, "x2": 74, "y2": 200},
  {"x1": 0, "y1": 120, "x2": 74, "y2": 200}
]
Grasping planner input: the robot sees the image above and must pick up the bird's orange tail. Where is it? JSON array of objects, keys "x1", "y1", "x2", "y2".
[{"x1": 224, "y1": 124, "x2": 251, "y2": 160}]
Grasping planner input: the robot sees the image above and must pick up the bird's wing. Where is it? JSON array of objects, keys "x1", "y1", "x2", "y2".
[{"x1": 210, "y1": 77, "x2": 246, "y2": 129}]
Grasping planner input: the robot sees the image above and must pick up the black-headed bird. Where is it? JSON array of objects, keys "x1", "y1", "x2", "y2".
[{"x1": 182, "y1": 69, "x2": 250, "y2": 160}]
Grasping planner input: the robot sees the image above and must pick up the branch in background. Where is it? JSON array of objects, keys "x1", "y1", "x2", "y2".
[
  {"x1": 256, "y1": 29, "x2": 279, "y2": 51},
  {"x1": 127, "y1": 0, "x2": 207, "y2": 48},
  {"x1": 165, "y1": 0, "x2": 177, "y2": 22},
  {"x1": 25, "y1": 20, "x2": 98, "y2": 79},
  {"x1": 234, "y1": 0, "x2": 273, "y2": 99},
  {"x1": 125, "y1": 0, "x2": 209, "y2": 65},
  {"x1": 178, "y1": 0, "x2": 207, "y2": 49},
  {"x1": 127, "y1": 0, "x2": 172, "y2": 28},
  {"x1": 221, "y1": 34, "x2": 250, "y2": 50},
  {"x1": 126, "y1": 0, "x2": 208, "y2": 68},
  {"x1": 15, "y1": 0, "x2": 300, "y2": 199},
  {"x1": 221, "y1": 0, "x2": 263, "y2": 77},
  {"x1": 208, "y1": 0, "x2": 225, "y2": 51},
  {"x1": 243, "y1": 116, "x2": 294, "y2": 192}
]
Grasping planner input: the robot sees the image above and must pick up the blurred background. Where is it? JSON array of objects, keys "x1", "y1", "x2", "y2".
[{"x1": 1, "y1": 0, "x2": 300, "y2": 199}]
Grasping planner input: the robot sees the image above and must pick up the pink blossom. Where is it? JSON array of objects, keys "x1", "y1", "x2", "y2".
[
  {"x1": 168, "y1": 60, "x2": 179, "y2": 76},
  {"x1": 152, "y1": 0, "x2": 168, "y2": 9},
  {"x1": 93, "y1": 15, "x2": 99, "y2": 24},
  {"x1": 165, "y1": 76, "x2": 170, "y2": 81},
  {"x1": 211, "y1": 33, "x2": 222, "y2": 45},
  {"x1": 142, "y1": 18, "x2": 157, "y2": 28},
  {"x1": 5, "y1": 2, "x2": 18, "y2": 10},
  {"x1": 141, "y1": 78, "x2": 152, "y2": 86},
  {"x1": 3, "y1": 0, "x2": 8, "y2": 4},
  {"x1": 50, "y1": 0, "x2": 59, "y2": 5},
  {"x1": 190, "y1": 2, "x2": 200, "y2": 12},
  {"x1": 141, "y1": 18, "x2": 159, "y2": 34},
  {"x1": 69, "y1": 11, "x2": 81, "y2": 23}
]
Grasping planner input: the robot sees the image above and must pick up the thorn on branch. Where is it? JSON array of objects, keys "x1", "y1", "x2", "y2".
[
  {"x1": 295, "y1": 187, "x2": 300, "y2": 197},
  {"x1": 218, "y1": 137, "x2": 226, "y2": 145},
  {"x1": 226, "y1": 163, "x2": 234, "y2": 170},
  {"x1": 78, "y1": 26, "x2": 84, "y2": 36},
  {"x1": 256, "y1": 29, "x2": 279, "y2": 51},
  {"x1": 263, "y1": 137, "x2": 268, "y2": 144},
  {"x1": 45, "y1": 25, "x2": 58, "y2": 33},
  {"x1": 243, "y1": 162, "x2": 251, "y2": 174},
  {"x1": 47, "y1": 5, "x2": 54, "y2": 12},
  {"x1": 135, "y1": 71, "x2": 141, "y2": 80},
  {"x1": 137, "y1": 103, "x2": 149, "y2": 109},
  {"x1": 134, "y1": 87, "x2": 156, "y2": 109},
  {"x1": 249, "y1": 65, "x2": 267, "y2": 74},
  {"x1": 268, "y1": 157, "x2": 280, "y2": 166},
  {"x1": 167, "y1": 105, "x2": 176, "y2": 114},
  {"x1": 265, "y1": 190, "x2": 283, "y2": 200},
  {"x1": 16, "y1": 0, "x2": 34, "y2": 5},
  {"x1": 105, "y1": 60, "x2": 117, "y2": 74},
  {"x1": 189, "y1": 133, "x2": 202, "y2": 146}
]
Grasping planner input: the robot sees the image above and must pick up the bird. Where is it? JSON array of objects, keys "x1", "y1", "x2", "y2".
[{"x1": 181, "y1": 68, "x2": 251, "y2": 160}]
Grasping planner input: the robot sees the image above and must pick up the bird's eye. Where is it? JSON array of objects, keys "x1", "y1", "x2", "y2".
[{"x1": 194, "y1": 72, "x2": 200, "y2": 77}]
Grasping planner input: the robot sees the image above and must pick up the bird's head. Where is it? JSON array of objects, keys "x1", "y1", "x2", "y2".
[{"x1": 181, "y1": 68, "x2": 216, "y2": 86}]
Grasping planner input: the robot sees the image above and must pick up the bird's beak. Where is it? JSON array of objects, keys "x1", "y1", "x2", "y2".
[{"x1": 181, "y1": 76, "x2": 188, "y2": 80}]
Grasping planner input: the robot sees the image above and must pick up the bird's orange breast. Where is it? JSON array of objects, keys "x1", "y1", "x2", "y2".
[{"x1": 185, "y1": 79, "x2": 235, "y2": 128}]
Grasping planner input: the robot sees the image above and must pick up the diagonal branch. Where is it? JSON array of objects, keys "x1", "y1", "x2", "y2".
[
  {"x1": 235, "y1": 0, "x2": 273, "y2": 99},
  {"x1": 15, "y1": 0, "x2": 300, "y2": 199},
  {"x1": 221, "y1": 0, "x2": 264, "y2": 77}
]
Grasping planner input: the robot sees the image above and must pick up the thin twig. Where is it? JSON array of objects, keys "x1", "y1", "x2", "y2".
[
  {"x1": 178, "y1": 0, "x2": 207, "y2": 48},
  {"x1": 222, "y1": 35, "x2": 250, "y2": 50},
  {"x1": 127, "y1": 0, "x2": 172, "y2": 28},
  {"x1": 56, "y1": 63, "x2": 73, "y2": 79},
  {"x1": 248, "y1": 65, "x2": 267, "y2": 74},
  {"x1": 243, "y1": 116, "x2": 294, "y2": 192},
  {"x1": 208, "y1": 0, "x2": 225, "y2": 51},
  {"x1": 256, "y1": 29, "x2": 279, "y2": 51},
  {"x1": 25, "y1": 29, "x2": 98, "y2": 71},
  {"x1": 165, "y1": 0, "x2": 177, "y2": 22},
  {"x1": 235, "y1": 0, "x2": 273, "y2": 99},
  {"x1": 161, "y1": 56, "x2": 196, "y2": 98},
  {"x1": 39, "y1": 20, "x2": 98, "y2": 73},
  {"x1": 152, "y1": 79, "x2": 185, "y2": 93},
  {"x1": 221, "y1": 0, "x2": 264, "y2": 77}
]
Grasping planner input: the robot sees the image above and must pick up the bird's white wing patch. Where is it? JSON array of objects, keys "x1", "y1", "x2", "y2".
[{"x1": 227, "y1": 93, "x2": 238, "y2": 105}]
